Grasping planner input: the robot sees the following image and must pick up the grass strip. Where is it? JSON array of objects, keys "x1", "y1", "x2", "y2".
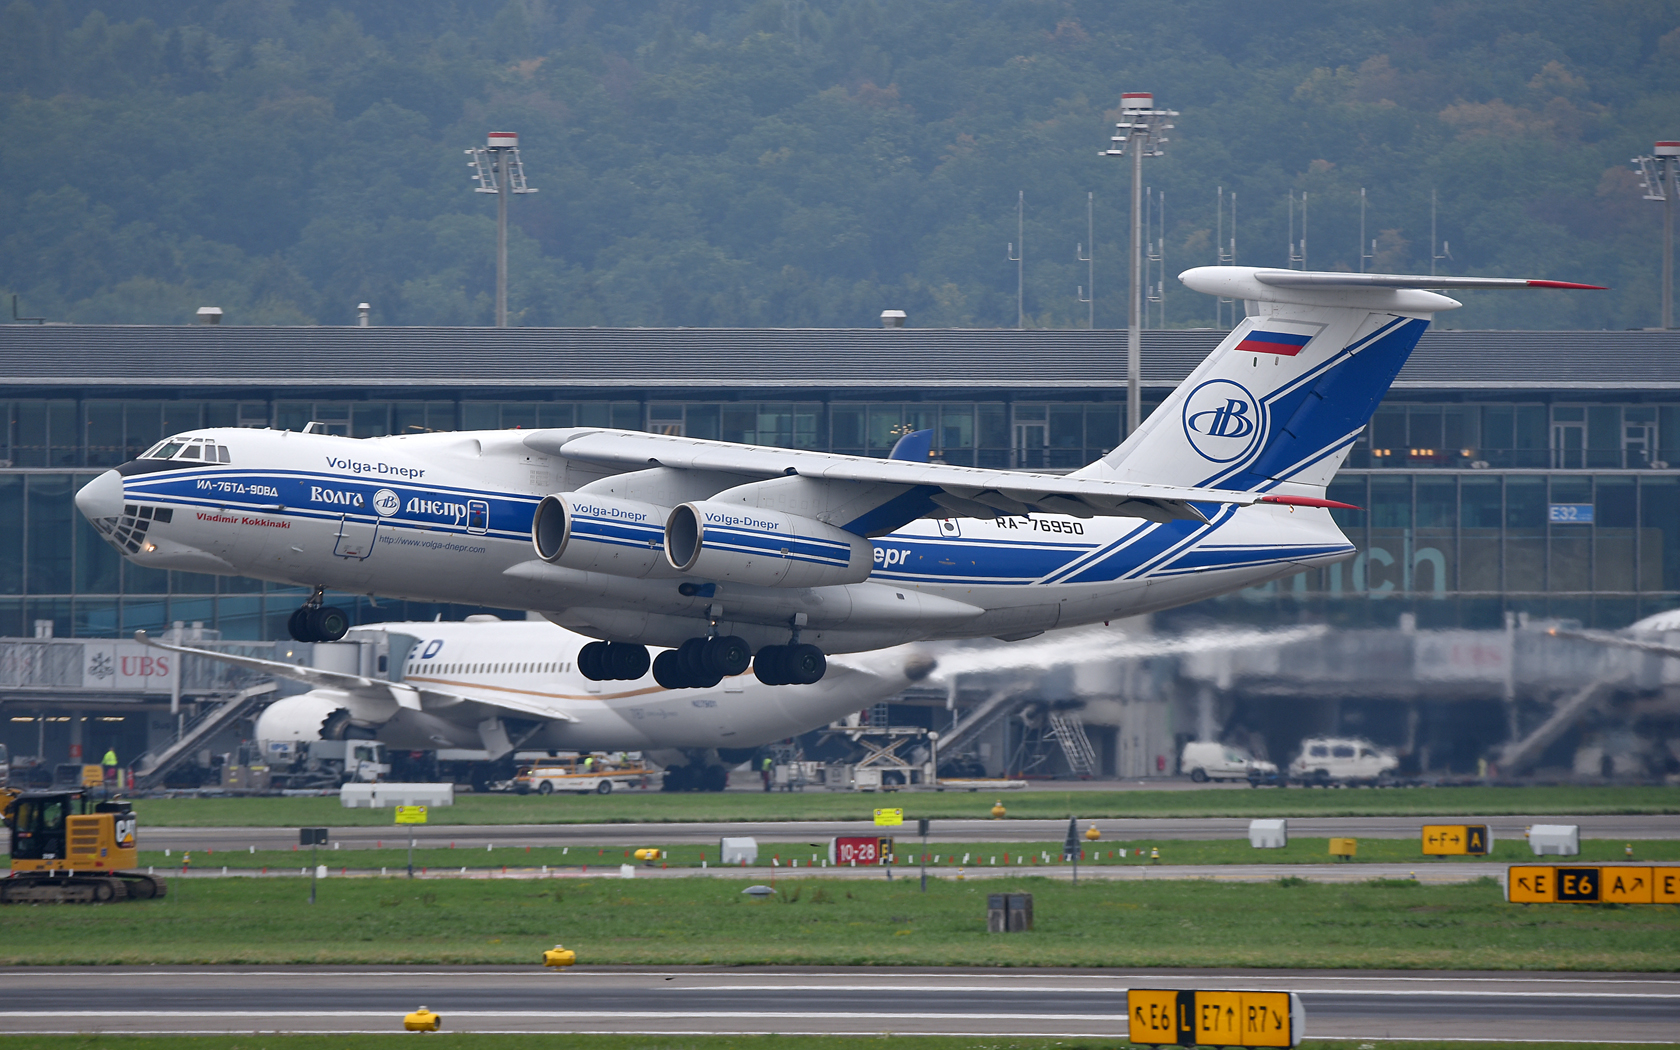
[
  {"x1": 3, "y1": 871, "x2": 1676, "y2": 970},
  {"x1": 0, "y1": 1034, "x2": 1673, "y2": 1041},
  {"x1": 127, "y1": 785, "x2": 1680, "y2": 828},
  {"x1": 106, "y1": 837, "x2": 1680, "y2": 875}
]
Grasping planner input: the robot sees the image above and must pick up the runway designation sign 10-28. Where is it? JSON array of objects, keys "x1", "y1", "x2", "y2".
[{"x1": 1127, "y1": 989, "x2": 1304, "y2": 1048}]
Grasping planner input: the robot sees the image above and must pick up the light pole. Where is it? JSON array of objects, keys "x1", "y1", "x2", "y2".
[
  {"x1": 1103, "y1": 93, "x2": 1176, "y2": 436},
  {"x1": 465, "y1": 131, "x2": 537, "y2": 327},
  {"x1": 1636, "y1": 141, "x2": 1680, "y2": 329}
]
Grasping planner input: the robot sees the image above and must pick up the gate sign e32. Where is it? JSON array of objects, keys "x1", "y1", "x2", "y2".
[
  {"x1": 1548, "y1": 503, "x2": 1594, "y2": 524},
  {"x1": 1127, "y1": 988, "x2": 1303, "y2": 1048}
]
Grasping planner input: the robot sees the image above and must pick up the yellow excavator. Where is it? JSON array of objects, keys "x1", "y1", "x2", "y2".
[{"x1": 1, "y1": 787, "x2": 166, "y2": 902}]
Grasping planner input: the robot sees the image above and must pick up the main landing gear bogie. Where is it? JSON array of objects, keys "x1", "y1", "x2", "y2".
[
  {"x1": 751, "y1": 643, "x2": 826, "y2": 686},
  {"x1": 578, "y1": 640, "x2": 651, "y2": 681},
  {"x1": 652, "y1": 635, "x2": 743, "y2": 689},
  {"x1": 588, "y1": 633, "x2": 829, "y2": 690}
]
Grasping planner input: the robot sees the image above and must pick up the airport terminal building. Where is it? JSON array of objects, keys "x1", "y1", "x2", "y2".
[{"x1": 1, "y1": 321, "x2": 1677, "y2": 779}]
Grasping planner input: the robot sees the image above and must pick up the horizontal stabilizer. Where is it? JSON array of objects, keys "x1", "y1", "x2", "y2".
[{"x1": 1250, "y1": 270, "x2": 1606, "y2": 291}]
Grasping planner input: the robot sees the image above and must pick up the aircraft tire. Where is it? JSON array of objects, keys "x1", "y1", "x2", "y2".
[
  {"x1": 752, "y1": 645, "x2": 788, "y2": 686},
  {"x1": 287, "y1": 607, "x2": 313, "y2": 642},
  {"x1": 676, "y1": 638, "x2": 708, "y2": 679},
  {"x1": 787, "y1": 644, "x2": 826, "y2": 685},
  {"x1": 702, "y1": 635, "x2": 751, "y2": 677},
  {"x1": 652, "y1": 650, "x2": 687, "y2": 688},
  {"x1": 578, "y1": 641, "x2": 608, "y2": 681},
  {"x1": 605, "y1": 642, "x2": 650, "y2": 680},
  {"x1": 660, "y1": 763, "x2": 694, "y2": 792},
  {"x1": 701, "y1": 764, "x2": 729, "y2": 791},
  {"x1": 309, "y1": 606, "x2": 350, "y2": 642}
]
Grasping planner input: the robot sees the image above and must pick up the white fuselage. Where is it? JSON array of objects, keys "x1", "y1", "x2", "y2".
[
  {"x1": 256, "y1": 619, "x2": 933, "y2": 752},
  {"x1": 80, "y1": 427, "x2": 1353, "y2": 653}
]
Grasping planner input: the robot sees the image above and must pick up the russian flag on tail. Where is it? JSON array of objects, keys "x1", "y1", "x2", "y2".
[{"x1": 1235, "y1": 329, "x2": 1314, "y2": 356}]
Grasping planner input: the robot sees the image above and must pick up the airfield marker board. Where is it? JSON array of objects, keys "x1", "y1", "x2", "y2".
[
  {"x1": 394, "y1": 806, "x2": 426, "y2": 878},
  {"x1": 1126, "y1": 988, "x2": 1303, "y2": 1047},
  {"x1": 1422, "y1": 824, "x2": 1489, "y2": 855},
  {"x1": 1507, "y1": 865, "x2": 1680, "y2": 903},
  {"x1": 873, "y1": 808, "x2": 903, "y2": 826}
]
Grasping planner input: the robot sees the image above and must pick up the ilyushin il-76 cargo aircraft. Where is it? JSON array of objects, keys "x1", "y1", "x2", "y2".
[{"x1": 77, "y1": 267, "x2": 1598, "y2": 691}]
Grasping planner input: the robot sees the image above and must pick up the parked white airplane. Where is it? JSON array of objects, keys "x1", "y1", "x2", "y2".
[
  {"x1": 140, "y1": 617, "x2": 935, "y2": 790},
  {"x1": 80, "y1": 267, "x2": 1597, "y2": 690}
]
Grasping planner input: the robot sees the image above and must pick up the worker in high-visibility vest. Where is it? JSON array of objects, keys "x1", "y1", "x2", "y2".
[
  {"x1": 760, "y1": 755, "x2": 773, "y2": 792},
  {"x1": 102, "y1": 747, "x2": 119, "y2": 788}
]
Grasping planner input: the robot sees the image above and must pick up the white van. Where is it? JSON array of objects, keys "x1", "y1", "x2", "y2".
[
  {"x1": 1180, "y1": 741, "x2": 1277, "y2": 783},
  {"x1": 1289, "y1": 737, "x2": 1398, "y2": 784}
]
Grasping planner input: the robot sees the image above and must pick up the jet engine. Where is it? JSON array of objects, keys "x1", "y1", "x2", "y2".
[
  {"x1": 532, "y1": 494, "x2": 678, "y2": 577},
  {"x1": 663, "y1": 501, "x2": 874, "y2": 588}
]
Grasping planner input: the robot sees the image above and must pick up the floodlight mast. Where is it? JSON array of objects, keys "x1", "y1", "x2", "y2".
[
  {"x1": 1635, "y1": 141, "x2": 1680, "y2": 329},
  {"x1": 465, "y1": 131, "x2": 537, "y2": 327},
  {"x1": 1102, "y1": 92, "x2": 1176, "y2": 436}
]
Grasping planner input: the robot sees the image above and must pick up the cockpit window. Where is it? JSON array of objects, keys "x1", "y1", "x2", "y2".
[{"x1": 137, "y1": 438, "x2": 230, "y2": 464}]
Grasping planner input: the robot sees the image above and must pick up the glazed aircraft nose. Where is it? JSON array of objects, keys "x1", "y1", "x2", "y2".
[{"x1": 75, "y1": 469, "x2": 125, "y2": 525}]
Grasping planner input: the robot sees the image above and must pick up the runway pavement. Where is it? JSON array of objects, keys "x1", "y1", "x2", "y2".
[
  {"x1": 145, "y1": 813, "x2": 1680, "y2": 852},
  {"x1": 2, "y1": 966, "x2": 1675, "y2": 1040}
]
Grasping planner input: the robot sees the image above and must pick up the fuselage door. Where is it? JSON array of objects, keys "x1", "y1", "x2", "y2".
[{"x1": 334, "y1": 513, "x2": 378, "y2": 559}]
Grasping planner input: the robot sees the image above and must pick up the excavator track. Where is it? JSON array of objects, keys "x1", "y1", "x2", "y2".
[{"x1": 1, "y1": 873, "x2": 130, "y2": 903}]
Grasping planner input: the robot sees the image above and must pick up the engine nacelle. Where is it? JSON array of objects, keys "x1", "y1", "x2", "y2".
[
  {"x1": 664, "y1": 501, "x2": 874, "y2": 588},
  {"x1": 532, "y1": 493, "x2": 675, "y2": 577}
]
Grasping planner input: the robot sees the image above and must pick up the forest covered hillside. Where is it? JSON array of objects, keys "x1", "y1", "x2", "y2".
[{"x1": 0, "y1": 0, "x2": 1676, "y2": 330}]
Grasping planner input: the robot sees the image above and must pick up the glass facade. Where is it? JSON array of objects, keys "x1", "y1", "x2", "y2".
[{"x1": 6, "y1": 391, "x2": 1677, "y2": 639}]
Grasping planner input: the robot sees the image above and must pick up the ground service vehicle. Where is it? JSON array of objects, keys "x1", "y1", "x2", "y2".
[
  {"x1": 0, "y1": 788, "x2": 166, "y2": 902},
  {"x1": 1180, "y1": 741, "x2": 1277, "y2": 783},
  {"x1": 514, "y1": 758, "x2": 662, "y2": 795},
  {"x1": 1289, "y1": 737, "x2": 1399, "y2": 784}
]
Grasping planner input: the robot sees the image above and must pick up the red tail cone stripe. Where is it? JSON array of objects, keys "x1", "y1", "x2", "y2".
[{"x1": 1258, "y1": 494, "x2": 1362, "y2": 510}]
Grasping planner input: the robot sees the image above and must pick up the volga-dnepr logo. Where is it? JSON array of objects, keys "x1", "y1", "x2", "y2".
[{"x1": 1181, "y1": 379, "x2": 1265, "y2": 463}]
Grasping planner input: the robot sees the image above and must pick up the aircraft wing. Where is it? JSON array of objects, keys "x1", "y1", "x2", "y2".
[
  {"x1": 135, "y1": 631, "x2": 576, "y2": 722},
  {"x1": 136, "y1": 630, "x2": 388, "y2": 693},
  {"x1": 524, "y1": 430, "x2": 1353, "y2": 524},
  {"x1": 1545, "y1": 626, "x2": 1680, "y2": 660}
]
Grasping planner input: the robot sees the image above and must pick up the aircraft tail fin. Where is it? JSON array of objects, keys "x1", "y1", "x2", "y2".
[{"x1": 1075, "y1": 267, "x2": 1604, "y2": 498}]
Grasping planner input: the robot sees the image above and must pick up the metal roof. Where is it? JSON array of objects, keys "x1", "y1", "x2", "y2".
[{"x1": 0, "y1": 325, "x2": 1675, "y2": 393}]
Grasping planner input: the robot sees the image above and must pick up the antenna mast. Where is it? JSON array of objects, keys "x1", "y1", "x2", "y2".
[
  {"x1": 1076, "y1": 191, "x2": 1093, "y2": 329},
  {"x1": 1007, "y1": 191, "x2": 1023, "y2": 329}
]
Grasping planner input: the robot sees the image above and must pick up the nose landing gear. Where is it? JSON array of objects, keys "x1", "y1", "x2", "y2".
[{"x1": 287, "y1": 588, "x2": 350, "y2": 643}]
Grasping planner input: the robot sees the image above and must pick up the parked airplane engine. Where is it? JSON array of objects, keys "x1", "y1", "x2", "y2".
[
  {"x1": 664, "y1": 501, "x2": 874, "y2": 588},
  {"x1": 532, "y1": 493, "x2": 678, "y2": 577}
]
